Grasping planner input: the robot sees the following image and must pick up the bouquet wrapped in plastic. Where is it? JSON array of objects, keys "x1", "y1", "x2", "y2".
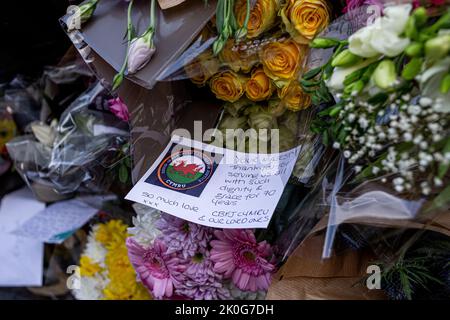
[
  {"x1": 6, "y1": 82, "x2": 131, "y2": 201},
  {"x1": 270, "y1": 2, "x2": 450, "y2": 300}
]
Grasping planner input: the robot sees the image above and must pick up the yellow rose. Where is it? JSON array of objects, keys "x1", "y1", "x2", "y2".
[
  {"x1": 246, "y1": 67, "x2": 274, "y2": 101},
  {"x1": 281, "y1": 0, "x2": 331, "y2": 44},
  {"x1": 260, "y1": 39, "x2": 305, "y2": 81},
  {"x1": 278, "y1": 81, "x2": 311, "y2": 111},
  {"x1": 219, "y1": 40, "x2": 258, "y2": 73},
  {"x1": 184, "y1": 51, "x2": 220, "y2": 86},
  {"x1": 235, "y1": 0, "x2": 279, "y2": 39},
  {"x1": 210, "y1": 71, "x2": 246, "y2": 102}
]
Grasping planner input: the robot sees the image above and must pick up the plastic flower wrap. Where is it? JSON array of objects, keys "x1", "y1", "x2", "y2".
[
  {"x1": 126, "y1": 208, "x2": 275, "y2": 300},
  {"x1": 268, "y1": 4, "x2": 450, "y2": 295},
  {"x1": 73, "y1": 220, "x2": 151, "y2": 300},
  {"x1": 5, "y1": 82, "x2": 130, "y2": 198}
]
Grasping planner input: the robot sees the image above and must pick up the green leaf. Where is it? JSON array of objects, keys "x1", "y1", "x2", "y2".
[
  {"x1": 343, "y1": 67, "x2": 366, "y2": 86},
  {"x1": 302, "y1": 67, "x2": 322, "y2": 81}
]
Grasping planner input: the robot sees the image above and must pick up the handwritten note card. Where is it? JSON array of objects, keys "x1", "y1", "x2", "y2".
[
  {"x1": 0, "y1": 187, "x2": 45, "y2": 286},
  {"x1": 126, "y1": 136, "x2": 300, "y2": 229},
  {"x1": 12, "y1": 199, "x2": 98, "y2": 244}
]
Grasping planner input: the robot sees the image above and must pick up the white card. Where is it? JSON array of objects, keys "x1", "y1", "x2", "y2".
[
  {"x1": 12, "y1": 199, "x2": 98, "y2": 244},
  {"x1": 126, "y1": 136, "x2": 300, "y2": 229},
  {"x1": 0, "y1": 187, "x2": 45, "y2": 286}
]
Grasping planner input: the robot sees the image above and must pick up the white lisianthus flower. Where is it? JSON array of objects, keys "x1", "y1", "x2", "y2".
[
  {"x1": 349, "y1": 4, "x2": 412, "y2": 58},
  {"x1": 127, "y1": 36, "x2": 156, "y2": 74}
]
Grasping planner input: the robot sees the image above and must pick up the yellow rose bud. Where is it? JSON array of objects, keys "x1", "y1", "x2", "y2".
[
  {"x1": 260, "y1": 39, "x2": 305, "y2": 81},
  {"x1": 0, "y1": 117, "x2": 16, "y2": 150},
  {"x1": 245, "y1": 67, "x2": 275, "y2": 101},
  {"x1": 278, "y1": 81, "x2": 311, "y2": 111},
  {"x1": 219, "y1": 40, "x2": 258, "y2": 73},
  {"x1": 210, "y1": 71, "x2": 246, "y2": 102},
  {"x1": 184, "y1": 51, "x2": 220, "y2": 86},
  {"x1": 281, "y1": 0, "x2": 331, "y2": 44},
  {"x1": 235, "y1": 0, "x2": 279, "y2": 39}
]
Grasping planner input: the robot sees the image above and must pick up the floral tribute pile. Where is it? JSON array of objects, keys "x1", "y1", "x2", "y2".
[
  {"x1": 74, "y1": 220, "x2": 151, "y2": 300},
  {"x1": 125, "y1": 206, "x2": 273, "y2": 300}
]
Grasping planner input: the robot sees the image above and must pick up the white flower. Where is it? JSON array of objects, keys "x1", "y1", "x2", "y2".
[
  {"x1": 349, "y1": 4, "x2": 412, "y2": 58},
  {"x1": 84, "y1": 228, "x2": 107, "y2": 266},
  {"x1": 128, "y1": 203, "x2": 161, "y2": 246},
  {"x1": 72, "y1": 274, "x2": 107, "y2": 300}
]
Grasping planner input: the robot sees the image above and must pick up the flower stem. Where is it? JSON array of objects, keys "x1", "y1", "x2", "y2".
[
  {"x1": 242, "y1": 0, "x2": 250, "y2": 30},
  {"x1": 112, "y1": 0, "x2": 134, "y2": 91}
]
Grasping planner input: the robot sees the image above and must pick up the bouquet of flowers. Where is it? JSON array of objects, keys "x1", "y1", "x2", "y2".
[
  {"x1": 73, "y1": 219, "x2": 151, "y2": 300},
  {"x1": 125, "y1": 204, "x2": 273, "y2": 300},
  {"x1": 276, "y1": 2, "x2": 450, "y2": 299}
]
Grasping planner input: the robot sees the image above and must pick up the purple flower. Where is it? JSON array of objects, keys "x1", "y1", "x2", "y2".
[
  {"x1": 107, "y1": 97, "x2": 130, "y2": 121},
  {"x1": 343, "y1": 0, "x2": 383, "y2": 13},
  {"x1": 155, "y1": 213, "x2": 213, "y2": 259},
  {"x1": 176, "y1": 251, "x2": 231, "y2": 300},
  {"x1": 126, "y1": 238, "x2": 186, "y2": 299}
]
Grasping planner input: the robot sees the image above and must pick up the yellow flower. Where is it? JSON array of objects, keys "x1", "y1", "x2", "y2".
[
  {"x1": 281, "y1": 0, "x2": 331, "y2": 44},
  {"x1": 103, "y1": 242, "x2": 151, "y2": 300},
  {"x1": 260, "y1": 39, "x2": 305, "y2": 82},
  {"x1": 246, "y1": 67, "x2": 275, "y2": 101},
  {"x1": 79, "y1": 255, "x2": 102, "y2": 277},
  {"x1": 95, "y1": 220, "x2": 128, "y2": 249},
  {"x1": 210, "y1": 70, "x2": 246, "y2": 102},
  {"x1": 278, "y1": 81, "x2": 311, "y2": 111},
  {"x1": 0, "y1": 117, "x2": 16, "y2": 150},
  {"x1": 235, "y1": 0, "x2": 279, "y2": 39},
  {"x1": 219, "y1": 40, "x2": 258, "y2": 73}
]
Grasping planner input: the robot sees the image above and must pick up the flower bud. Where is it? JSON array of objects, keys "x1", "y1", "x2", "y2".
[
  {"x1": 405, "y1": 16, "x2": 418, "y2": 40},
  {"x1": 310, "y1": 38, "x2": 340, "y2": 49},
  {"x1": 405, "y1": 42, "x2": 423, "y2": 57},
  {"x1": 440, "y1": 73, "x2": 450, "y2": 94},
  {"x1": 425, "y1": 35, "x2": 450, "y2": 61},
  {"x1": 127, "y1": 36, "x2": 156, "y2": 74},
  {"x1": 401, "y1": 57, "x2": 423, "y2": 80},
  {"x1": 331, "y1": 49, "x2": 362, "y2": 68},
  {"x1": 67, "y1": 0, "x2": 98, "y2": 31},
  {"x1": 344, "y1": 80, "x2": 364, "y2": 96},
  {"x1": 372, "y1": 59, "x2": 397, "y2": 89},
  {"x1": 412, "y1": 7, "x2": 428, "y2": 27},
  {"x1": 213, "y1": 37, "x2": 226, "y2": 56}
]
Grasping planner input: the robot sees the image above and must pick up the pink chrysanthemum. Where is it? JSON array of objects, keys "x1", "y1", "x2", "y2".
[
  {"x1": 210, "y1": 229, "x2": 274, "y2": 292},
  {"x1": 155, "y1": 213, "x2": 213, "y2": 259},
  {"x1": 176, "y1": 251, "x2": 231, "y2": 300},
  {"x1": 126, "y1": 237, "x2": 186, "y2": 299}
]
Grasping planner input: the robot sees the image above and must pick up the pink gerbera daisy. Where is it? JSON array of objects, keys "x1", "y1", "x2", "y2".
[
  {"x1": 126, "y1": 237, "x2": 186, "y2": 299},
  {"x1": 210, "y1": 229, "x2": 275, "y2": 292}
]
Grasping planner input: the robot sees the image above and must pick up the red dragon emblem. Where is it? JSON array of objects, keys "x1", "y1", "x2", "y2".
[{"x1": 171, "y1": 160, "x2": 203, "y2": 178}]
